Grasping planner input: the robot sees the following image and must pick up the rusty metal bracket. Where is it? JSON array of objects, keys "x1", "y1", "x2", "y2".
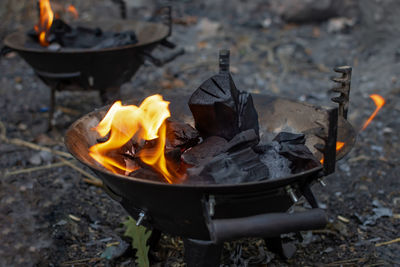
[{"x1": 331, "y1": 66, "x2": 352, "y2": 119}]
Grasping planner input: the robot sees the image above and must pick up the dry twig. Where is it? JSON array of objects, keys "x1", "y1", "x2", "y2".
[
  {"x1": 323, "y1": 258, "x2": 365, "y2": 266},
  {"x1": 60, "y1": 257, "x2": 102, "y2": 266},
  {"x1": 375, "y1": 237, "x2": 400, "y2": 247},
  {"x1": 4, "y1": 162, "x2": 68, "y2": 177},
  {"x1": 57, "y1": 157, "x2": 103, "y2": 187},
  {"x1": 0, "y1": 120, "x2": 102, "y2": 187}
]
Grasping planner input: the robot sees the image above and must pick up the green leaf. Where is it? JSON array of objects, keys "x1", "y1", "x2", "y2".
[{"x1": 123, "y1": 216, "x2": 152, "y2": 267}]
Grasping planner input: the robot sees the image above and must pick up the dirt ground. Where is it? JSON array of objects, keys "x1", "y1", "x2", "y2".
[{"x1": 1, "y1": 0, "x2": 399, "y2": 266}]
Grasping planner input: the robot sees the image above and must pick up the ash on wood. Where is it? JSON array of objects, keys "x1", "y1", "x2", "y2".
[
  {"x1": 28, "y1": 18, "x2": 138, "y2": 49},
  {"x1": 188, "y1": 50, "x2": 259, "y2": 141}
]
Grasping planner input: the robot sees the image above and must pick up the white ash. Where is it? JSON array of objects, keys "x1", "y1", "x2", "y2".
[{"x1": 260, "y1": 141, "x2": 292, "y2": 179}]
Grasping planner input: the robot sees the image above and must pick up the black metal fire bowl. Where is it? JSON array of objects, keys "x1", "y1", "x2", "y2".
[
  {"x1": 4, "y1": 18, "x2": 175, "y2": 98},
  {"x1": 65, "y1": 93, "x2": 356, "y2": 242}
]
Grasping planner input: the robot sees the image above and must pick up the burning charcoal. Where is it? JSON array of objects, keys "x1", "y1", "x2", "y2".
[
  {"x1": 165, "y1": 119, "x2": 200, "y2": 149},
  {"x1": 273, "y1": 132, "x2": 320, "y2": 173},
  {"x1": 188, "y1": 50, "x2": 259, "y2": 141},
  {"x1": 181, "y1": 136, "x2": 227, "y2": 166},
  {"x1": 165, "y1": 147, "x2": 182, "y2": 165},
  {"x1": 223, "y1": 129, "x2": 259, "y2": 153}
]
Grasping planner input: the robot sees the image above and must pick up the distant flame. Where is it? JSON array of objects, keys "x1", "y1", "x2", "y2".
[
  {"x1": 34, "y1": 1, "x2": 79, "y2": 47},
  {"x1": 89, "y1": 95, "x2": 183, "y2": 184},
  {"x1": 67, "y1": 5, "x2": 79, "y2": 19},
  {"x1": 320, "y1": 94, "x2": 385, "y2": 165},
  {"x1": 361, "y1": 94, "x2": 385, "y2": 131},
  {"x1": 35, "y1": 0, "x2": 55, "y2": 46}
]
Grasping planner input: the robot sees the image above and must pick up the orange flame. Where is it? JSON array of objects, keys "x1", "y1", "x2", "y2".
[
  {"x1": 361, "y1": 94, "x2": 385, "y2": 131},
  {"x1": 67, "y1": 5, "x2": 79, "y2": 19},
  {"x1": 35, "y1": 0, "x2": 54, "y2": 46},
  {"x1": 320, "y1": 141, "x2": 345, "y2": 164},
  {"x1": 89, "y1": 95, "x2": 182, "y2": 184},
  {"x1": 320, "y1": 94, "x2": 385, "y2": 165}
]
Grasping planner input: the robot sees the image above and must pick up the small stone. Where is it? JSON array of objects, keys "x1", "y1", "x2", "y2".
[
  {"x1": 55, "y1": 220, "x2": 67, "y2": 226},
  {"x1": 14, "y1": 76, "x2": 22, "y2": 83},
  {"x1": 29, "y1": 153, "x2": 42, "y2": 166},
  {"x1": 39, "y1": 150, "x2": 53, "y2": 163},
  {"x1": 383, "y1": 127, "x2": 393, "y2": 134},
  {"x1": 17, "y1": 123, "x2": 28, "y2": 131},
  {"x1": 327, "y1": 17, "x2": 355, "y2": 33},
  {"x1": 323, "y1": 247, "x2": 334, "y2": 253},
  {"x1": 196, "y1": 18, "x2": 221, "y2": 40},
  {"x1": 261, "y1": 17, "x2": 272, "y2": 28}
]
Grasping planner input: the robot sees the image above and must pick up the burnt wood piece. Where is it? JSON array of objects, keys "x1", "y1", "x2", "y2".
[
  {"x1": 188, "y1": 51, "x2": 259, "y2": 141},
  {"x1": 165, "y1": 119, "x2": 200, "y2": 149},
  {"x1": 273, "y1": 132, "x2": 320, "y2": 173}
]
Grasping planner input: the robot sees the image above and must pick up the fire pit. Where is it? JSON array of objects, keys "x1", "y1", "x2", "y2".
[
  {"x1": 3, "y1": 1, "x2": 183, "y2": 127},
  {"x1": 65, "y1": 51, "x2": 356, "y2": 266}
]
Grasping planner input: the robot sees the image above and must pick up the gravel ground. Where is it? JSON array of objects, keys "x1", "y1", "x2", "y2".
[{"x1": 1, "y1": 0, "x2": 399, "y2": 266}]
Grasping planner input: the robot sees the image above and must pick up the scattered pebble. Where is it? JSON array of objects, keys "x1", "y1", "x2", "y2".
[{"x1": 29, "y1": 153, "x2": 42, "y2": 166}]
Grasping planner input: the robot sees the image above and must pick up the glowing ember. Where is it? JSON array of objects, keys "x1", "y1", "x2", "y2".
[
  {"x1": 320, "y1": 141, "x2": 345, "y2": 164},
  {"x1": 35, "y1": 0, "x2": 55, "y2": 46},
  {"x1": 89, "y1": 95, "x2": 183, "y2": 184},
  {"x1": 361, "y1": 94, "x2": 385, "y2": 131},
  {"x1": 67, "y1": 5, "x2": 79, "y2": 19}
]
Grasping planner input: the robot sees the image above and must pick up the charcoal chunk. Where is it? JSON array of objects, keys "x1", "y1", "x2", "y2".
[
  {"x1": 237, "y1": 92, "x2": 259, "y2": 136},
  {"x1": 273, "y1": 132, "x2": 305, "y2": 144},
  {"x1": 223, "y1": 129, "x2": 259, "y2": 153},
  {"x1": 189, "y1": 71, "x2": 259, "y2": 141},
  {"x1": 165, "y1": 119, "x2": 200, "y2": 149},
  {"x1": 273, "y1": 132, "x2": 320, "y2": 173},
  {"x1": 181, "y1": 136, "x2": 227, "y2": 166},
  {"x1": 193, "y1": 147, "x2": 269, "y2": 184}
]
